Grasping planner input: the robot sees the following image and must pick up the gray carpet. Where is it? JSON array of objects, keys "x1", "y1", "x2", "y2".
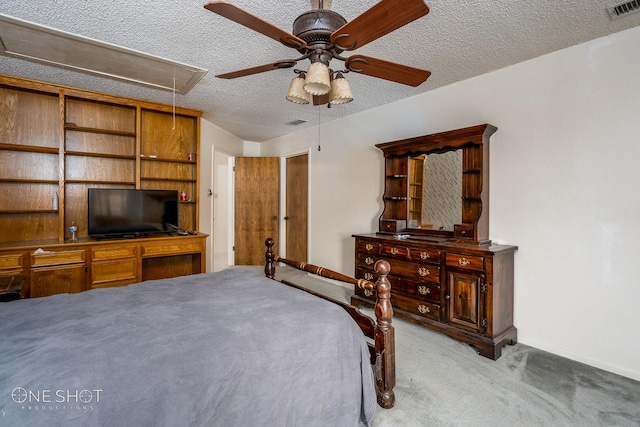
[{"x1": 247, "y1": 265, "x2": 640, "y2": 426}]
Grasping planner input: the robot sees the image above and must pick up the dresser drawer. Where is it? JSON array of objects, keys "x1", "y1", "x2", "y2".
[
  {"x1": 356, "y1": 252, "x2": 380, "y2": 269},
  {"x1": 391, "y1": 293, "x2": 440, "y2": 321},
  {"x1": 445, "y1": 253, "x2": 484, "y2": 271},
  {"x1": 356, "y1": 266, "x2": 377, "y2": 282},
  {"x1": 31, "y1": 250, "x2": 85, "y2": 267},
  {"x1": 390, "y1": 275, "x2": 440, "y2": 303},
  {"x1": 381, "y1": 243, "x2": 409, "y2": 260},
  {"x1": 380, "y1": 219, "x2": 406, "y2": 233},
  {"x1": 91, "y1": 245, "x2": 137, "y2": 261},
  {"x1": 354, "y1": 282, "x2": 376, "y2": 300},
  {"x1": 409, "y1": 247, "x2": 441, "y2": 264},
  {"x1": 387, "y1": 258, "x2": 441, "y2": 283},
  {"x1": 357, "y1": 240, "x2": 381, "y2": 255}
]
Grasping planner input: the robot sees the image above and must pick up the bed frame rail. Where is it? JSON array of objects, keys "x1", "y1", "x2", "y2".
[{"x1": 264, "y1": 238, "x2": 395, "y2": 408}]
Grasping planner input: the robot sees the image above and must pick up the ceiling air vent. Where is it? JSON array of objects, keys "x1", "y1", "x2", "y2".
[
  {"x1": 286, "y1": 119, "x2": 307, "y2": 126},
  {"x1": 607, "y1": 0, "x2": 640, "y2": 19}
]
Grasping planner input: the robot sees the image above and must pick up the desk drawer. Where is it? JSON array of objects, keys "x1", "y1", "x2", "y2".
[
  {"x1": 142, "y1": 239, "x2": 203, "y2": 258},
  {"x1": 31, "y1": 250, "x2": 85, "y2": 267},
  {"x1": 0, "y1": 253, "x2": 23, "y2": 272},
  {"x1": 91, "y1": 245, "x2": 137, "y2": 261}
]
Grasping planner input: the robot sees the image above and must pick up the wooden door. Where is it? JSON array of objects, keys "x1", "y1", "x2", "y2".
[
  {"x1": 285, "y1": 154, "x2": 308, "y2": 262},
  {"x1": 234, "y1": 157, "x2": 279, "y2": 265}
]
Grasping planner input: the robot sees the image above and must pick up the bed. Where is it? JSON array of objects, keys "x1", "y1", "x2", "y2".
[{"x1": 0, "y1": 238, "x2": 394, "y2": 426}]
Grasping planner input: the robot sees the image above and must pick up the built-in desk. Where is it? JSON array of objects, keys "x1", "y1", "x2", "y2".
[{"x1": 0, "y1": 233, "x2": 207, "y2": 298}]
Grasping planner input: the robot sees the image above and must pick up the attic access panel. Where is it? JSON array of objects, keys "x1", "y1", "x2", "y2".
[{"x1": 0, "y1": 14, "x2": 207, "y2": 94}]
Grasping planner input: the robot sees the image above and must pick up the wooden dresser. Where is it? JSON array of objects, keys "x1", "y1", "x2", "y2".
[
  {"x1": 352, "y1": 124, "x2": 517, "y2": 359},
  {"x1": 353, "y1": 233, "x2": 516, "y2": 359}
]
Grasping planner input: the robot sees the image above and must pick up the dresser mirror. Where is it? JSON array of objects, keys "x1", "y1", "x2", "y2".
[
  {"x1": 409, "y1": 150, "x2": 462, "y2": 231},
  {"x1": 376, "y1": 124, "x2": 496, "y2": 244}
]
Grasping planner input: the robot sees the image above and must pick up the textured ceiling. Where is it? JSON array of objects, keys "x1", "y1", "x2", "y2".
[{"x1": 1, "y1": 1, "x2": 639, "y2": 142}]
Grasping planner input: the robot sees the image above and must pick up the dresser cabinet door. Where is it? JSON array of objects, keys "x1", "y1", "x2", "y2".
[
  {"x1": 31, "y1": 264, "x2": 86, "y2": 298},
  {"x1": 447, "y1": 270, "x2": 486, "y2": 334}
]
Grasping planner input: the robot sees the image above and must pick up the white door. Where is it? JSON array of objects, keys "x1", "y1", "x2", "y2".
[{"x1": 212, "y1": 149, "x2": 233, "y2": 271}]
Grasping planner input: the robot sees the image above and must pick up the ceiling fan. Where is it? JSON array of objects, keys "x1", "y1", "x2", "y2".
[{"x1": 203, "y1": 0, "x2": 432, "y2": 106}]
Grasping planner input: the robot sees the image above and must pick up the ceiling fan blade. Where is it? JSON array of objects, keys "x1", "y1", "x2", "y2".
[
  {"x1": 330, "y1": 0, "x2": 429, "y2": 50},
  {"x1": 216, "y1": 60, "x2": 298, "y2": 79},
  {"x1": 204, "y1": 1, "x2": 307, "y2": 49},
  {"x1": 345, "y1": 55, "x2": 431, "y2": 87}
]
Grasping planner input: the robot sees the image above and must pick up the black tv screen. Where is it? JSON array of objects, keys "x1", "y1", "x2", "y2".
[{"x1": 88, "y1": 189, "x2": 179, "y2": 238}]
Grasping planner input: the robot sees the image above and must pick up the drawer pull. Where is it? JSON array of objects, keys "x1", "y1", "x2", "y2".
[
  {"x1": 390, "y1": 247, "x2": 399, "y2": 255},
  {"x1": 365, "y1": 243, "x2": 374, "y2": 251},
  {"x1": 364, "y1": 272, "x2": 374, "y2": 281},
  {"x1": 458, "y1": 257, "x2": 470, "y2": 267},
  {"x1": 418, "y1": 286, "x2": 431, "y2": 295},
  {"x1": 420, "y1": 252, "x2": 430, "y2": 260},
  {"x1": 418, "y1": 267, "x2": 430, "y2": 277},
  {"x1": 365, "y1": 257, "x2": 374, "y2": 265},
  {"x1": 418, "y1": 304, "x2": 430, "y2": 314},
  {"x1": 364, "y1": 289, "x2": 374, "y2": 297}
]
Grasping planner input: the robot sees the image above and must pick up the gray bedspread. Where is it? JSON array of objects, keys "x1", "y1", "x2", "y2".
[{"x1": 0, "y1": 268, "x2": 376, "y2": 426}]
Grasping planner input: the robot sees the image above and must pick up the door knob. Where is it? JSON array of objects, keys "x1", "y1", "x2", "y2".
[
  {"x1": 272, "y1": 215, "x2": 278, "y2": 220},
  {"x1": 284, "y1": 216, "x2": 290, "y2": 220}
]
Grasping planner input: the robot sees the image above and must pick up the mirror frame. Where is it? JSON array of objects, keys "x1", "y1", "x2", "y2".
[{"x1": 376, "y1": 124, "x2": 497, "y2": 244}]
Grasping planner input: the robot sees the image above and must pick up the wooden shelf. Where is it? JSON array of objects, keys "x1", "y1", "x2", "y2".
[
  {"x1": 140, "y1": 156, "x2": 196, "y2": 164},
  {"x1": 65, "y1": 124, "x2": 136, "y2": 138},
  {"x1": 65, "y1": 151, "x2": 136, "y2": 160},
  {"x1": 0, "y1": 209, "x2": 58, "y2": 214},
  {"x1": 65, "y1": 179, "x2": 136, "y2": 186},
  {"x1": 1, "y1": 178, "x2": 59, "y2": 184},
  {"x1": 1, "y1": 75, "x2": 200, "y2": 244},
  {"x1": 141, "y1": 177, "x2": 197, "y2": 183},
  {"x1": 0, "y1": 143, "x2": 58, "y2": 154}
]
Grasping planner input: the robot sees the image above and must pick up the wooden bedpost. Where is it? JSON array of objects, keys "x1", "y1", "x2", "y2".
[
  {"x1": 374, "y1": 259, "x2": 395, "y2": 408},
  {"x1": 265, "y1": 238, "x2": 276, "y2": 278}
]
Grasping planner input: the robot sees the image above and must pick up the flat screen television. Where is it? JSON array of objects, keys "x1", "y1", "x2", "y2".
[{"x1": 88, "y1": 188, "x2": 179, "y2": 238}]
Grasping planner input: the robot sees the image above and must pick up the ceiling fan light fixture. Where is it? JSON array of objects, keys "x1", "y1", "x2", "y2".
[
  {"x1": 286, "y1": 73, "x2": 310, "y2": 104},
  {"x1": 304, "y1": 62, "x2": 331, "y2": 95},
  {"x1": 329, "y1": 72, "x2": 353, "y2": 105}
]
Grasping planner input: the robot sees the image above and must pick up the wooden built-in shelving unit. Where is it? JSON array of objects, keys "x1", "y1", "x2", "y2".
[{"x1": 0, "y1": 75, "x2": 201, "y2": 243}]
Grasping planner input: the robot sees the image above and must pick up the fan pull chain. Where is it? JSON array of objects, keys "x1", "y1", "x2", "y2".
[{"x1": 317, "y1": 106, "x2": 321, "y2": 151}]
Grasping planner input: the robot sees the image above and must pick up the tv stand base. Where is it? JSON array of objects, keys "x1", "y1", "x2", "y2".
[{"x1": 0, "y1": 233, "x2": 208, "y2": 298}]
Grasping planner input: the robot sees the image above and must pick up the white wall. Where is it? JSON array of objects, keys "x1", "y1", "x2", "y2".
[
  {"x1": 260, "y1": 26, "x2": 640, "y2": 381},
  {"x1": 199, "y1": 118, "x2": 244, "y2": 272}
]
